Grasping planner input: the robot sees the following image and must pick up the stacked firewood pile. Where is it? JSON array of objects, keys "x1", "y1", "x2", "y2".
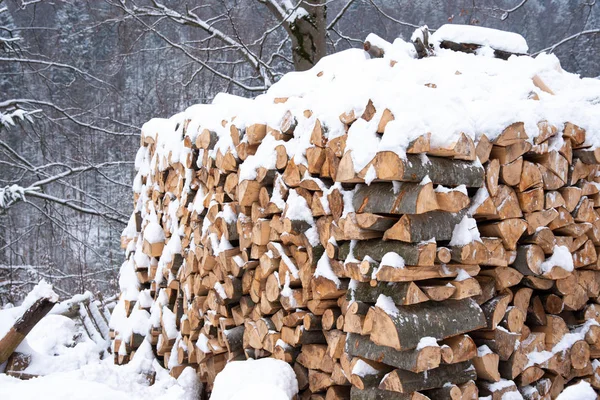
[{"x1": 113, "y1": 28, "x2": 600, "y2": 399}]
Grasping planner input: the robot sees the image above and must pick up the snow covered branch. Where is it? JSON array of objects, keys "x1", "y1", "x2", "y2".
[
  {"x1": 0, "y1": 158, "x2": 131, "y2": 224},
  {"x1": 534, "y1": 29, "x2": 600, "y2": 55}
]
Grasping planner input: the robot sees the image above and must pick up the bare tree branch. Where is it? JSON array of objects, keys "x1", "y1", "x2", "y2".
[
  {"x1": 534, "y1": 29, "x2": 600, "y2": 55},
  {"x1": 327, "y1": 0, "x2": 357, "y2": 30}
]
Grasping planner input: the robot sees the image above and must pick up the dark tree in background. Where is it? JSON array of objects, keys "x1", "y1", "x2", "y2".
[{"x1": 0, "y1": 0, "x2": 598, "y2": 303}]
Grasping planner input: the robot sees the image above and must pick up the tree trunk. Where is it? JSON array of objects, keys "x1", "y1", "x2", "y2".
[{"x1": 283, "y1": 1, "x2": 327, "y2": 71}]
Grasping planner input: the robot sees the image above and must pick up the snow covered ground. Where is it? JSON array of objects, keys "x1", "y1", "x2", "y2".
[
  {"x1": 0, "y1": 355, "x2": 200, "y2": 400},
  {"x1": 0, "y1": 282, "x2": 201, "y2": 400}
]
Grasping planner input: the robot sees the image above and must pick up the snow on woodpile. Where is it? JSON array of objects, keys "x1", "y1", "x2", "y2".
[
  {"x1": 430, "y1": 24, "x2": 529, "y2": 54},
  {"x1": 111, "y1": 24, "x2": 600, "y2": 399},
  {"x1": 210, "y1": 358, "x2": 298, "y2": 400}
]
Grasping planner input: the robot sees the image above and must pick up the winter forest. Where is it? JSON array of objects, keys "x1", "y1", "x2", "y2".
[{"x1": 1, "y1": 0, "x2": 598, "y2": 304}]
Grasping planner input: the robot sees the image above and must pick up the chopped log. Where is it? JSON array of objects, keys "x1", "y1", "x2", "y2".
[
  {"x1": 383, "y1": 210, "x2": 467, "y2": 242},
  {"x1": 375, "y1": 264, "x2": 480, "y2": 282},
  {"x1": 349, "y1": 359, "x2": 392, "y2": 390},
  {"x1": 435, "y1": 188, "x2": 470, "y2": 213},
  {"x1": 369, "y1": 299, "x2": 486, "y2": 350},
  {"x1": 349, "y1": 282, "x2": 428, "y2": 306},
  {"x1": 440, "y1": 334, "x2": 477, "y2": 364},
  {"x1": 513, "y1": 245, "x2": 544, "y2": 276},
  {"x1": 371, "y1": 153, "x2": 484, "y2": 187},
  {"x1": 472, "y1": 347, "x2": 501, "y2": 382},
  {"x1": 451, "y1": 241, "x2": 490, "y2": 265},
  {"x1": 471, "y1": 329, "x2": 520, "y2": 362},
  {"x1": 379, "y1": 361, "x2": 476, "y2": 393},
  {"x1": 422, "y1": 385, "x2": 462, "y2": 400},
  {"x1": 477, "y1": 379, "x2": 519, "y2": 400},
  {"x1": 338, "y1": 240, "x2": 436, "y2": 266},
  {"x1": 353, "y1": 182, "x2": 439, "y2": 215},
  {"x1": 478, "y1": 219, "x2": 528, "y2": 250},
  {"x1": 420, "y1": 284, "x2": 456, "y2": 302},
  {"x1": 476, "y1": 135, "x2": 493, "y2": 164},
  {"x1": 346, "y1": 333, "x2": 441, "y2": 373},
  {"x1": 349, "y1": 387, "x2": 430, "y2": 400}
]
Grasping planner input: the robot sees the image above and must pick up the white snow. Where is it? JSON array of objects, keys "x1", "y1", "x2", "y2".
[
  {"x1": 210, "y1": 358, "x2": 298, "y2": 400},
  {"x1": 435, "y1": 184, "x2": 467, "y2": 195},
  {"x1": 24, "y1": 280, "x2": 59, "y2": 307},
  {"x1": 0, "y1": 340, "x2": 200, "y2": 400},
  {"x1": 144, "y1": 221, "x2": 165, "y2": 244},
  {"x1": 375, "y1": 294, "x2": 399, "y2": 317},
  {"x1": 364, "y1": 165, "x2": 377, "y2": 185},
  {"x1": 161, "y1": 306, "x2": 178, "y2": 340},
  {"x1": 380, "y1": 252, "x2": 405, "y2": 269},
  {"x1": 314, "y1": 253, "x2": 341, "y2": 287},
  {"x1": 416, "y1": 336, "x2": 438, "y2": 350},
  {"x1": 487, "y1": 379, "x2": 516, "y2": 391},
  {"x1": 540, "y1": 245, "x2": 574, "y2": 274},
  {"x1": 449, "y1": 216, "x2": 481, "y2": 246},
  {"x1": 454, "y1": 268, "x2": 471, "y2": 281},
  {"x1": 431, "y1": 24, "x2": 529, "y2": 54},
  {"x1": 284, "y1": 189, "x2": 313, "y2": 223},
  {"x1": 556, "y1": 381, "x2": 597, "y2": 400},
  {"x1": 477, "y1": 344, "x2": 493, "y2": 357},
  {"x1": 1, "y1": 284, "x2": 199, "y2": 400},
  {"x1": 351, "y1": 359, "x2": 379, "y2": 377},
  {"x1": 214, "y1": 282, "x2": 227, "y2": 299},
  {"x1": 527, "y1": 319, "x2": 599, "y2": 367},
  {"x1": 280, "y1": 272, "x2": 294, "y2": 305},
  {"x1": 501, "y1": 392, "x2": 524, "y2": 400},
  {"x1": 468, "y1": 187, "x2": 490, "y2": 215}
]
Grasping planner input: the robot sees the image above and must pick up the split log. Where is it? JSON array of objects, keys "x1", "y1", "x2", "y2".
[
  {"x1": 353, "y1": 182, "x2": 439, "y2": 215},
  {"x1": 349, "y1": 387, "x2": 430, "y2": 400},
  {"x1": 369, "y1": 299, "x2": 486, "y2": 350},
  {"x1": 379, "y1": 361, "x2": 476, "y2": 393},
  {"x1": 346, "y1": 333, "x2": 441, "y2": 373},
  {"x1": 337, "y1": 240, "x2": 435, "y2": 266},
  {"x1": 349, "y1": 282, "x2": 428, "y2": 306},
  {"x1": 370, "y1": 153, "x2": 485, "y2": 187},
  {"x1": 384, "y1": 210, "x2": 467, "y2": 242}
]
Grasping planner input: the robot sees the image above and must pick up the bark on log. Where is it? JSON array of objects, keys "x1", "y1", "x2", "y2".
[
  {"x1": 370, "y1": 299, "x2": 486, "y2": 350},
  {"x1": 379, "y1": 361, "x2": 476, "y2": 393},
  {"x1": 353, "y1": 182, "x2": 439, "y2": 215},
  {"x1": 349, "y1": 387, "x2": 430, "y2": 400},
  {"x1": 338, "y1": 240, "x2": 435, "y2": 266},
  {"x1": 349, "y1": 282, "x2": 428, "y2": 306},
  {"x1": 384, "y1": 210, "x2": 468, "y2": 242},
  {"x1": 0, "y1": 296, "x2": 58, "y2": 365},
  {"x1": 346, "y1": 333, "x2": 441, "y2": 373},
  {"x1": 371, "y1": 153, "x2": 484, "y2": 187}
]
